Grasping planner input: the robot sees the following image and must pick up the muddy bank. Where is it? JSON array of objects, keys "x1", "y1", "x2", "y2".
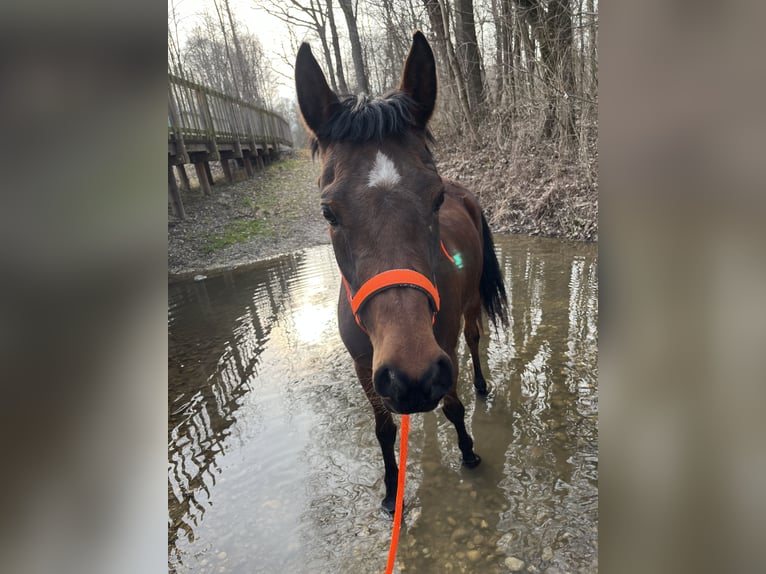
[
  {"x1": 435, "y1": 130, "x2": 598, "y2": 242},
  {"x1": 168, "y1": 144, "x2": 597, "y2": 279}
]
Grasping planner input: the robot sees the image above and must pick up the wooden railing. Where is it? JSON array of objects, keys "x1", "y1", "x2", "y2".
[
  {"x1": 168, "y1": 74, "x2": 291, "y2": 156},
  {"x1": 168, "y1": 74, "x2": 293, "y2": 219}
]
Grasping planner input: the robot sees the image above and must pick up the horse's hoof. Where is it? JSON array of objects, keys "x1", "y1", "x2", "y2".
[
  {"x1": 475, "y1": 382, "x2": 489, "y2": 396},
  {"x1": 381, "y1": 496, "x2": 396, "y2": 516},
  {"x1": 462, "y1": 453, "x2": 482, "y2": 468}
]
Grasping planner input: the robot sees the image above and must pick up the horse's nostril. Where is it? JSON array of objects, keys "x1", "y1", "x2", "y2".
[
  {"x1": 373, "y1": 365, "x2": 394, "y2": 398},
  {"x1": 423, "y1": 357, "x2": 453, "y2": 400},
  {"x1": 374, "y1": 357, "x2": 453, "y2": 413}
]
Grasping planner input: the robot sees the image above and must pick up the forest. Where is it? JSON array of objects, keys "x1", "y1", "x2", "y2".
[{"x1": 168, "y1": 0, "x2": 598, "y2": 240}]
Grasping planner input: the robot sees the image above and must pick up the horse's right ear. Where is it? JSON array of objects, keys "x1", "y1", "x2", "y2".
[{"x1": 295, "y1": 43, "x2": 340, "y2": 138}]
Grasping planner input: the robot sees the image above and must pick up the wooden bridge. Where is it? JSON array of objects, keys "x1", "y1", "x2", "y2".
[{"x1": 168, "y1": 74, "x2": 293, "y2": 219}]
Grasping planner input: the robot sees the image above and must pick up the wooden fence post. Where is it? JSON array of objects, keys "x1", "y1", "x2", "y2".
[
  {"x1": 168, "y1": 165, "x2": 186, "y2": 219},
  {"x1": 221, "y1": 158, "x2": 234, "y2": 183},
  {"x1": 175, "y1": 164, "x2": 191, "y2": 191},
  {"x1": 204, "y1": 161, "x2": 214, "y2": 185},
  {"x1": 194, "y1": 162, "x2": 212, "y2": 196},
  {"x1": 168, "y1": 94, "x2": 190, "y2": 164},
  {"x1": 243, "y1": 151, "x2": 254, "y2": 177}
]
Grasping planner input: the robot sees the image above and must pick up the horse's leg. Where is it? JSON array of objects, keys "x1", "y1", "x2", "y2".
[
  {"x1": 355, "y1": 361, "x2": 399, "y2": 515},
  {"x1": 464, "y1": 299, "x2": 489, "y2": 395},
  {"x1": 441, "y1": 354, "x2": 481, "y2": 468}
]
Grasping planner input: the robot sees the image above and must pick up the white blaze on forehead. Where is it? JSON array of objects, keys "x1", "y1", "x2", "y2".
[{"x1": 367, "y1": 151, "x2": 401, "y2": 189}]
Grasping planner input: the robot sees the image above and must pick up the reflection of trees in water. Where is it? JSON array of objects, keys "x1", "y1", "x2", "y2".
[
  {"x1": 167, "y1": 253, "x2": 307, "y2": 566},
  {"x1": 383, "y1": 238, "x2": 598, "y2": 573},
  {"x1": 165, "y1": 239, "x2": 598, "y2": 572},
  {"x1": 488, "y1": 238, "x2": 598, "y2": 569}
]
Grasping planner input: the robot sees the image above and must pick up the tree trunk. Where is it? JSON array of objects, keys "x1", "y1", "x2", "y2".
[
  {"x1": 435, "y1": 0, "x2": 478, "y2": 139},
  {"x1": 548, "y1": 0, "x2": 576, "y2": 141},
  {"x1": 223, "y1": 0, "x2": 257, "y2": 101},
  {"x1": 492, "y1": 0, "x2": 505, "y2": 106},
  {"x1": 338, "y1": 0, "x2": 370, "y2": 93},
  {"x1": 381, "y1": 0, "x2": 406, "y2": 88},
  {"x1": 514, "y1": 0, "x2": 576, "y2": 142},
  {"x1": 578, "y1": 0, "x2": 585, "y2": 102},
  {"x1": 423, "y1": 0, "x2": 470, "y2": 114},
  {"x1": 588, "y1": 0, "x2": 597, "y2": 100},
  {"x1": 318, "y1": 25, "x2": 339, "y2": 93},
  {"x1": 326, "y1": 0, "x2": 349, "y2": 94},
  {"x1": 212, "y1": 0, "x2": 240, "y2": 97},
  {"x1": 454, "y1": 0, "x2": 485, "y2": 111},
  {"x1": 422, "y1": 0, "x2": 449, "y2": 70},
  {"x1": 422, "y1": 0, "x2": 460, "y2": 121},
  {"x1": 515, "y1": 1, "x2": 538, "y2": 103},
  {"x1": 498, "y1": 0, "x2": 518, "y2": 109}
]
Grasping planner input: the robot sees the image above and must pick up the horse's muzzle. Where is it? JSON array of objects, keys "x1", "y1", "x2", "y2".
[{"x1": 373, "y1": 356, "x2": 454, "y2": 414}]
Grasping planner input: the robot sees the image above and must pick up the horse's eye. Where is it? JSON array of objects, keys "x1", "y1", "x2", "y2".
[
  {"x1": 433, "y1": 190, "x2": 445, "y2": 213},
  {"x1": 321, "y1": 204, "x2": 338, "y2": 226}
]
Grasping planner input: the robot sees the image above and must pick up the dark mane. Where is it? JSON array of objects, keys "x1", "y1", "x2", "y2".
[{"x1": 311, "y1": 91, "x2": 432, "y2": 156}]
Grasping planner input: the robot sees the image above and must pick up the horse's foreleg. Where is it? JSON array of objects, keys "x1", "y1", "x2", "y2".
[
  {"x1": 441, "y1": 358, "x2": 481, "y2": 468},
  {"x1": 464, "y1": 302, "x2": 488, "y2": 395},
  {"x1": 355, "y1": 362, "x2": 399, "y2": 515}
]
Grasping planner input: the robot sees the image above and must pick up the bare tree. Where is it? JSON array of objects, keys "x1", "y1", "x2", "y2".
[
  {"x1": 179, "y1": 10, "x2": 270, "y2": 106},
  {"x1": 222, "y1": 0, "x2": 259, "y2": 100},
  {"x1": 211, "y1": 0, "x2": 243, "y2": 97},
  {"x1": 422, "y1": 0, "x2": 477, "y2": 137},
  {"x1": 511, "y1": 0, "x2": 576, "y2": 142},
  {"x1": 547, "y1": 0, "x2": 576, "y2": 141},
  {"x1": 338, "y1": 0, "x2": 371, "y2": 93},
  {"x1": 257, "y1": 0, "x2": 341, "y2": 92},
  {"x1": 588, "y1": 0, "x2": 597, "y2": 100},
  {"x1": 168, "y1": 0, "x2": 186, "y2": 76},
  {"x1": 453, "y1": 0, "x2": 485, "y2": 110},
  {"x1": 251, "y1": 0, "x2": 595, "y2": 147},
  {"x1": 327, "y1": 0, "x2": 350, "y2": 93}
]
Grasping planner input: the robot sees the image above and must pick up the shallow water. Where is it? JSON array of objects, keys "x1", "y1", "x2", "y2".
[{"x1": 168, "y1": 235, "x2": 598, "y2": 574}]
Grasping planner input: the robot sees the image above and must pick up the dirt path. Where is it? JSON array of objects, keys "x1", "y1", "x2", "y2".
[{"x1": 168, "y1": 150, "x2": 328, "y2": 280}]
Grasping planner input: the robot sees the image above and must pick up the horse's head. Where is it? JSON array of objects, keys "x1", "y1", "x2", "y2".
[{"x1": 296, "y1": 32, "x2": 452, "y2": 414}]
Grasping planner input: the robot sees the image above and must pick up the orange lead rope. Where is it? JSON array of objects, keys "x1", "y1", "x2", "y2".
[{"x1": 384, "y1": 414, "x2": 410, "y2": 574}]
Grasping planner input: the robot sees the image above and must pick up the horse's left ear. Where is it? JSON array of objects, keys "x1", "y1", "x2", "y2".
[{"x1": 399, "y1": 31, "x2": 437, "y2": 128}]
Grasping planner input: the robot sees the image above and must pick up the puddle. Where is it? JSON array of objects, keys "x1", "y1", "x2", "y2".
[{"x1": 168, "y1": 235, "x2": 598, "y2": 573}]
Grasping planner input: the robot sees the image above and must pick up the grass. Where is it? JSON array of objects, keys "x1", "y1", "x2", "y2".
[
  {"x1": 271, "y1": 158, "x2": 304, "y2": 171},
  {"x1": 204, "y1": 218, "x2": 272, "y2": 254}
]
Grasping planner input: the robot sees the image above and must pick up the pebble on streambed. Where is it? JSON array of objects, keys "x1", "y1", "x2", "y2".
[{"x1": 504, "y1": 556, "x2": 525, "y2": 571}]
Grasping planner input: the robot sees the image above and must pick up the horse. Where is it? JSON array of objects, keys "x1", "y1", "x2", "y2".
[{"x1": 295, "y1": 31, "x2": 508, "y2": 514}]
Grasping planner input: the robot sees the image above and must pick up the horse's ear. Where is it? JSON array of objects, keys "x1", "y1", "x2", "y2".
[
  {"x1": 399, "y1": 31, "x2": 437, "y2": 127},
  {"x1": 295, "y1": 43, "x2": 340, "y2": 138}
]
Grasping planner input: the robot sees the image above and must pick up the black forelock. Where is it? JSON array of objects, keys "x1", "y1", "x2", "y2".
[{"x1": 310, "y1": 91, "x2": 433, "y2": 158}]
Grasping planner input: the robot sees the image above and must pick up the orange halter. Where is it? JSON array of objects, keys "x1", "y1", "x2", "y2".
[
  {"x1": 341, "y1": 268, "x2": 440, "y2": 333},
  {"x1": 341, "y1": 269, "x2": 439, "y2": 333},
  {"x1": 338, "y1": 240, "x2": 459, "y2": 333}
]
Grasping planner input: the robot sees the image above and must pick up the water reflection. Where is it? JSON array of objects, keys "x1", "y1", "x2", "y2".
[
  {"x1": 391, "y1": 237, "x2": 598, "y2": 574},
  {"x1": 168, "y1": 249, "x2": 340, "y2": 568},
  {"x1": 168, "y1": 235, "x2": 598, "y2": 574}
]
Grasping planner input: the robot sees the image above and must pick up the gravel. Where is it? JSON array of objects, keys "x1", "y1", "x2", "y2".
[{"x1": 168, "y1": 150, "x2": 329, "y2": 281}]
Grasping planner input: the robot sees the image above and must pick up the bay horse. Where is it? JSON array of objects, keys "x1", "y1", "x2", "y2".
[{"x1": 295, "y1": 31, "x2": 508, "y2": 514}]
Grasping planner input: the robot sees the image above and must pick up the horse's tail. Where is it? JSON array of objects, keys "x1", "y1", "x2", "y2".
[{"x1": 479, "y1": 211, "x2": 509, "y2": 328}]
